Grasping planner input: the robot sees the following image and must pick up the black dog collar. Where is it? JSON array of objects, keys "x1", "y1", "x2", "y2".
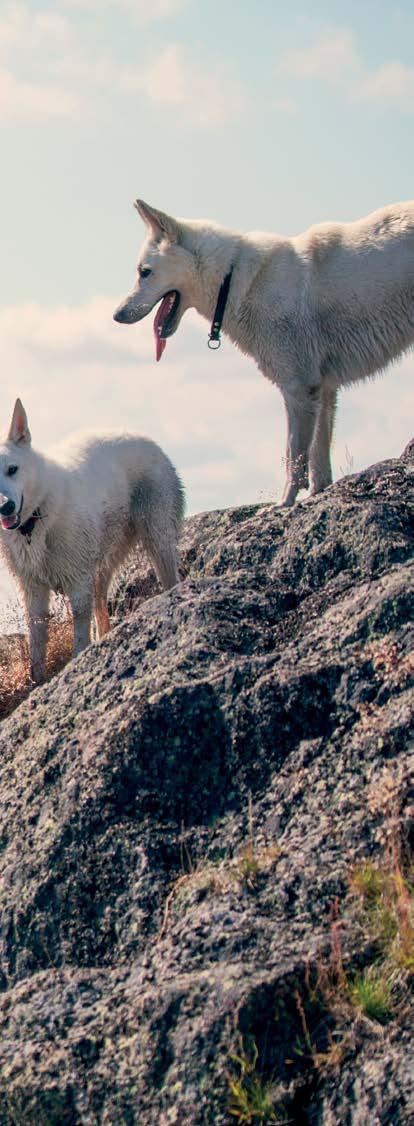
[
  {"x1": 208, "y1": 269, "x2": 233, "y2": 349},
  {"x1": 19, "y1": 508, "x2": 41, "y2": 543}
]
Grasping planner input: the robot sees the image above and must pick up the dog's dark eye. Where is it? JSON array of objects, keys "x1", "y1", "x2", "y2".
[
  {"x1": 6, "y1": 465, "x2": 18, "y2": 477},
  {"x1": 139, "y1": 265, "x2": 152, "y2": 279}
]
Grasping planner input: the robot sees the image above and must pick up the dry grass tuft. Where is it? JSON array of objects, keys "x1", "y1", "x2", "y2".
[{"x1": 0, "y1": 608, "x2": 73, "y2": 719}]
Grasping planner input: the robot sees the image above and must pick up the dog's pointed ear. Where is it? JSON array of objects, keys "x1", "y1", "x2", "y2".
[
  {"x1": 8, "y1": 398, "x2": 31, "y2": 446},
  {"x1": 134, "y1": 199, "x2": 179, "y2": 243}
]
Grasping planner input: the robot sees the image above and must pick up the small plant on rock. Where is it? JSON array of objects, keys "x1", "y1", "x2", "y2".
[
  {"x1": 237, "y1": 846, "x2": 260, "y2": 891},
  {"x1": 350, "y1": 856, "x2": 414, "y2": 974},
  {"x1": 226, "y1": 1035, "x2": 285, "y2": 1124},
  {"x1": 349, "y1": 966, "x2": 392, "y2": 1023}
]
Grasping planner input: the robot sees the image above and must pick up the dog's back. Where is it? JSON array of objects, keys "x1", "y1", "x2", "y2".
[
  {"x1": 294, "y1": 201, "x2": 414, "y2": 298},
  {"x1": 41, "y1": 432, "x2": 184, "y2": 587},
  {"x1": 248, "y1": 202, "x2": 414, "y2": 388},
  {"x1": 299, "y1": 204, "x2": 414, "y2": 385},
  {"x1": 62, "y1": 432, "x2": 183, "y2": 521}
]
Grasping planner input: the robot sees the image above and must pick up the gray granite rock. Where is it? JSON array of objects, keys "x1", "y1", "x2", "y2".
[{"x1": 0, "y1": 445, "x2": 412, "y2": 1124}]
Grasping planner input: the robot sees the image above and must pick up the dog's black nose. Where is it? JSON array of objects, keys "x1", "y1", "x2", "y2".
[
  {"x1": 0, "y1": 499, "x2": 15, "y2": 517},
  {"x1": 113, "y1": 306, "x2": 128, "y2": 323}
]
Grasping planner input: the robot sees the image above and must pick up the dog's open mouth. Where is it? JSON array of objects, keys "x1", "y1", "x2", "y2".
[
  {"x1": 0, "y1": 496, "x2": 23, "y2": 531},
  {"x1": 153, "y1": 290, "x2": 180, "y2": 362}
]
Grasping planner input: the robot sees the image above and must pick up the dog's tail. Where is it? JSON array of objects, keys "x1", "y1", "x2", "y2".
[
  {"x1": 174, "y1": 467, "x2": 186, "y2": 530},
  {"x1": 130, "y1": 451, "x2": 185, "y2": 590}
]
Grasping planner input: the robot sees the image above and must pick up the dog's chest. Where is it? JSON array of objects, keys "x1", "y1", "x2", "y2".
[
  {"x1": 236, "y1": 298, "x2": 315, "y2": 381},
  {"x1": 8, "y1": 533, "x2": 73, "y2": 594}
]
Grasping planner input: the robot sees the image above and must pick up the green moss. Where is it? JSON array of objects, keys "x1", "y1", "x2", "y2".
[
  {"x1": 349, "y1": 967, "x2": 392, "y2": 1023},
  {"x1": 350, "y1": 863, "x2": 386, "y2": 906}
]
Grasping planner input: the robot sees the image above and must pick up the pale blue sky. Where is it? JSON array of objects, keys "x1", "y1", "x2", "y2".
[{"x1": 0, "y1": 0, "x2": 413, "y2": 622}]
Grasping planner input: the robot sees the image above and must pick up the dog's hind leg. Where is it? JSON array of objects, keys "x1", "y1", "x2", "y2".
[
  {"x1": 309, "y1": 384, "x2": 338, "y2": 495},
  {"x1": 94, "y1": 572, "x2": 111, "y2": 640},
  {"x1": 145, "y1": 527, "x2": 180, "y2": 590},
  {"x1": 139, "y1": 508, "x2": 180, "y2": 591},
  {"x1": 280, "y1": 385, "x2": 320, "y2": 507},
  {"x1": 24, "y1": 582, "x2": 50, "y2": 684},
  {"x1": 132, "y1": 480, "x2": 181, "y2": 591},
  {"x1": 68, "y1": 578, "x2": 94, "y2": 657},
  {"x1": 151, "y1": 543, "x2": 180, "y2": 590}
]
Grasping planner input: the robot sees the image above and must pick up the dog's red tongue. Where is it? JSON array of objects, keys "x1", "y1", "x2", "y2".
[
  {"x1": 1, "y1": 515, "x2": 17, "y2": 530},
  {"x1": 155, "y1": 335, "x2": 166, "y2": 363},
  {"x1": 153, "y1": 296, "x2": 171, "y2": 362}
]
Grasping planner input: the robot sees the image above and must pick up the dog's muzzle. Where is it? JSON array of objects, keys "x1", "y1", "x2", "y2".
[
  {"x1": 113, "y1": 300, "x2": 151, "y2": 324},
  {"x1": 113, "y1": 304, "x2": 134, "y2": 324},
  {"x1": 0, "y1": 498, "x2": 16, "y2": 518},
  {"x1": 0, "y1": 494, "x2": 23, "y2": 530}
]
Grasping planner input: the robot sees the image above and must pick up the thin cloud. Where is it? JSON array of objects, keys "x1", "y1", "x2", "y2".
[
  {"x1": 272, "y1": 94, "x2": 298, "y2": 114},
  {"x1": 281, "y1": 29, "x2": 359, "y2": 82},
  {"x1": 124, "y1": 44, "x2": 246, "y2": 128},
  {"x1": 278, "y1": 27, "x2": 414, "y2": 113},
  {"x1": 0, "y1": 297, "x2": 152, "y2": 361},
  {"x1": 0, "y1": 4, "x2": 243, "y2": 127},
  {"x1": 355, "y1": 60, "x2": 414, "y2": 107},
  {"x1": 0, "y1": 67, "x2": 82, "y2": 121},
  {"x1": 0, "y1": 4, "x2": 72, "y2": 56},
  {"x1": 64, "y1": 0, "x2": 188, "y2": 19},
  {"x1": 0, "y1": 2, "x2": 84, "y2": 121}
]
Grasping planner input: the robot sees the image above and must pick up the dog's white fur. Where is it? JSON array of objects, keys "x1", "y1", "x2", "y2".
[
  {"x1": 0, "y1": 399, "x2": 184, "y2": 683},
  {"x1": 114, "y1": 199, "x2": 414, "y2": 505}
]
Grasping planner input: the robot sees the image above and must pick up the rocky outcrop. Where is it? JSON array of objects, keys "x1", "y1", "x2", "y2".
[{"x1": 0, "y1": 443, "x2": 412, "y2": 1124}]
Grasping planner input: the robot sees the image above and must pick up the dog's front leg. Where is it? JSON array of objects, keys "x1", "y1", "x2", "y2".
[
  {"x1": 24, "y1": 583, "x2": 50, "y2": 684},
  {"x1": 280, "y1": 386, "x2": 320, "y2": 507},
  {"x1": 309, "y1": 384, "x2": 337, "y2": 495},
  {"x1": 69, "y1": 579, "x2": 94, "y2": 658}
]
